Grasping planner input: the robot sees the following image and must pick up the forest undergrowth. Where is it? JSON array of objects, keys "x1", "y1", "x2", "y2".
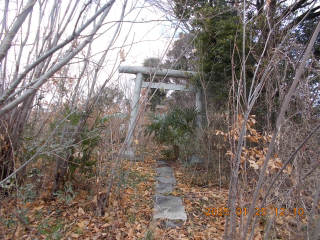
[
  {"x1": 0, "y1": 139, "x2": 231, "y2": 240},
  {"x1": 1, "y1": 135, "x2": 309, "y2": 240}
]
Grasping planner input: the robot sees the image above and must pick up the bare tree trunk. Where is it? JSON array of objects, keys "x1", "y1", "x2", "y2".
[{"x1": 0, "y1": 0, "x2": 36, "y2": 62}]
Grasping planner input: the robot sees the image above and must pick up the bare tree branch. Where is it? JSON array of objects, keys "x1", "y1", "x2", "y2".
[
  {"x1": 0, "y1": 0, "x2": 36, "y2": 63},
  {"x1": 241, "y1": 19, "x2": 320, "y2": 240}
]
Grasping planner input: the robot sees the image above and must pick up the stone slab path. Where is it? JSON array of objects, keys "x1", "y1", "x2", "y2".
[{"x1": 153, "y1": 161, "x2": 187, "y2": 226}]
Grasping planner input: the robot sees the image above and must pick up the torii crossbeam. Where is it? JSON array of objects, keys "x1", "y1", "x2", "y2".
[{"x1": 119, "y1": 65, "x2": 203, "y2": 157}]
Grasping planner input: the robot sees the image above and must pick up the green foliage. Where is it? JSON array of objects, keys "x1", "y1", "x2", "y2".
[
  {"x1": 64, "y1": 107, "x2": 111, "y2": 181},
  {"x1": 62, "y1": 104, "x2": 81, "y2": 125},
  {"x1": 0, "y1": 216, "x2": 16, "y2": 229},
  {"x1": 53, "y1": 182, "x2": 77, "y2": 205},
  {"x1": 144, "y1": 107, "x2": 201, "y2": 159},
  {"x1": 169, "y1": 1, "x2": 253, "y2": 108},
  {"x1": 145, "y1": 106, "x2": 200, "y2": 144},
  {"x1": 145, "y1": 229, "x2": 155, "y2": 240},
  {"x1": 0, "y1": 208, "x2": 29, "y2": 229},
  {"x1": 170, "y1": 0, "x2": 320, "y2": 125},
  {"x1": 68, "y1": 125, "x2": 99, "y2": 180},
  {"x1": 17, "y1": 184, "x2": 37, "y2": 204},
  {"x1": 38, "y1": 219, "x2": 63, "y2": 240}
]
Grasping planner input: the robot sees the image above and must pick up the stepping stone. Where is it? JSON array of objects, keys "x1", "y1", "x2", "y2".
[
  {"x1": 156, "y1": 167, "x2": 174, "y2": 177},
  {"x1": 156, "y1": 182, "x2": 174, "y2": 194},
  {"x1": 123, "y1": 149, "x2": 135, "y2": 158},
  {"x1": 156, "y1": 176, "x2": 176, "y2": 184},
  {"x1": 154, "y1": 194, "x2": 187, "y2": 221},
  {"x1": 156, "y1": 161, "x2": 168, "y2": 167}
]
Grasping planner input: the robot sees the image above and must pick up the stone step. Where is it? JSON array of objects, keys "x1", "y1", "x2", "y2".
[
  {"x1": 153, "y1": 194, "x2": 187, "y2": 221},
  {"x1": 153, "y1": 161, "x2": 187, "y2": 226},
  {"x1": 155, "y1": 176, "x2": 176, "y2": 185},
  {"x1": 155, "y1": 182, "x2": 174, "y2": 194},
  {"x1": 156, "y1": 166, "x2": 174, "y2": 177},
  {"x1": 155, "y1": 166, "x2": 176, "y2": 194},
  {"x1": 156, "y1": 160, "x2": 168, "y2": 167}
]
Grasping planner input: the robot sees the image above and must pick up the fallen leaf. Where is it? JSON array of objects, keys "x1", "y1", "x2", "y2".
[
  {"x1": 128, "y1": 228, "x2": 134, "y2": 237},
  {"x1": 208, "y1": 226, "x2": 218, "y2": 232},
  {"x1": 101, "y1": 223, "x2": 110, "y2": 228},
  {"x1": 284, "y1": 164, "x2": 293, "y2": 174},
  {"x1": 126, "y1": 188, "x2": 133, "y2": 194},
  {"x1": 70, "y1": 233, "x2": 79, "y2": 238},
  {"x1": 248, "y1": 160, "x2": 259, "y2": 170},
  {"x1": 34, "y1": 205, "x2": 44, "y2": 210},
  {"x1": 128, "y1": 208, "x2": 137, "y2": 213},
  {"x1": 116, "y1": 232, "x2": 122, "y2": 240},
  {"x1": 78, "y1": 207, "x2": 85, "y2": 215},
  {"x1": 77, "y1": 220, "x2": 85, "y2": 228}
]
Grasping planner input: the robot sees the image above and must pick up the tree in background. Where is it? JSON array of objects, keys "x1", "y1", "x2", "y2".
[
  {"x1": 167, "y1": 0, "x2": 320, "y2": 127},
  {"x1": 143, "y1": 57, "x2": 168, "y2": 112}
]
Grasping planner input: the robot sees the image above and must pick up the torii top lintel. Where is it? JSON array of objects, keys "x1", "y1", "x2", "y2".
[
  {"x1": 118, "y1": 65, "x2": 196, "y2": 79},
  {"x1": 119, "y1": 65, "x2": 197, "y2": 92}
]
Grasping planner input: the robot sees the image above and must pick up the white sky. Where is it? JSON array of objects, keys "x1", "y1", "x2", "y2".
[
  {"x1": 0, "y1": 0, "x2": 182, "y2": 105},
  {"x1": 97, "y1": 0, "x2": 181, "y2": 99}
]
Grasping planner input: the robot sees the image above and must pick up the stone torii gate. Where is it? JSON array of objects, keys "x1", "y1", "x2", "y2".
[{"x1": 119, "y1": 65, "x2": 203, "y2": 155}]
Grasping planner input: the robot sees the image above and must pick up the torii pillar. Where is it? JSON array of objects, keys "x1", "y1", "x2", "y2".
[{"x1": 119, "y1": 66, "x2": 203, "y2": 157}]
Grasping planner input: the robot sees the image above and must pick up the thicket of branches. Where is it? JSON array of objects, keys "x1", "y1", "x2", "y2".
[
  {"x1": 0, "y1": 0, "x2": 145, "y2": 217},
  {"x1": 147, "y1": 0, "x2": 320, "y2": 239},
  {"x1": 0, "y1": 0, "x2": 320, "y2": 239}
]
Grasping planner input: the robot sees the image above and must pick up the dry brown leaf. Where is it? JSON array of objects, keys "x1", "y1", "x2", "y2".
[
  {"x1": 78, "y1": 207, "x2": 85, "y2": 215},
  {"x1": 93, "y1": 226, "x2": 100, "y2": 233},
  {"x1": 70, "y1": 233, "x2": 80, "y2": 238},
  {"x1": 101, "y1": 223, "x2": 110, "y2": 228},
  {"x1": 126, "y1": 188, "x2": 133, "y2": 194},
  {"x1": 77, "y1": 220, "x2": 85, "y2": 228},
  {"x1": 116, "y1": 232, "x2": 122, "y2": 240},
  {"x1": 248, "y1": 160, "x2": 259, "y2": 170},
  {"x1": 284, "y1": 164, "x2": 293, "y2": 174},
  {"x1": 128, "y1": 208, "x2": 137, "y2": 213},
  {"x1": 128, "y1": 228, "x2": 134, "y2": 237},
  {"x1": 34, "y1": 205, "x2": 44, "y2": 210}
]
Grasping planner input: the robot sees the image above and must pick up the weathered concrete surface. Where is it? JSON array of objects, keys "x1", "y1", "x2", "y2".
[
  {"x1": 156, "y1": 167, "x2": 174, "y2": 177},
  {"x1": 156, "y1": 182, "x2": 174, "y2": 194},
  {"x1": 153, "y1": 194, "x2": 187, "y2": 221},
  {"x1": 156, "y1": 176, "x2": 176, "y2": 185},
  {"x1": 153, "y1": 163, "x2": 187, "y2": 226},
  {"x1": 123, "y1": 150, "x2": 135, "y2": 158},
  {"x1": 156, "y1": 161, "x2": 168, "y2": 167}
]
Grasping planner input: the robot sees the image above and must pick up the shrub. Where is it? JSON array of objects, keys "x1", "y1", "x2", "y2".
[{"x1": 144, "y1": 106, "x2": 201, "y2": 159}]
